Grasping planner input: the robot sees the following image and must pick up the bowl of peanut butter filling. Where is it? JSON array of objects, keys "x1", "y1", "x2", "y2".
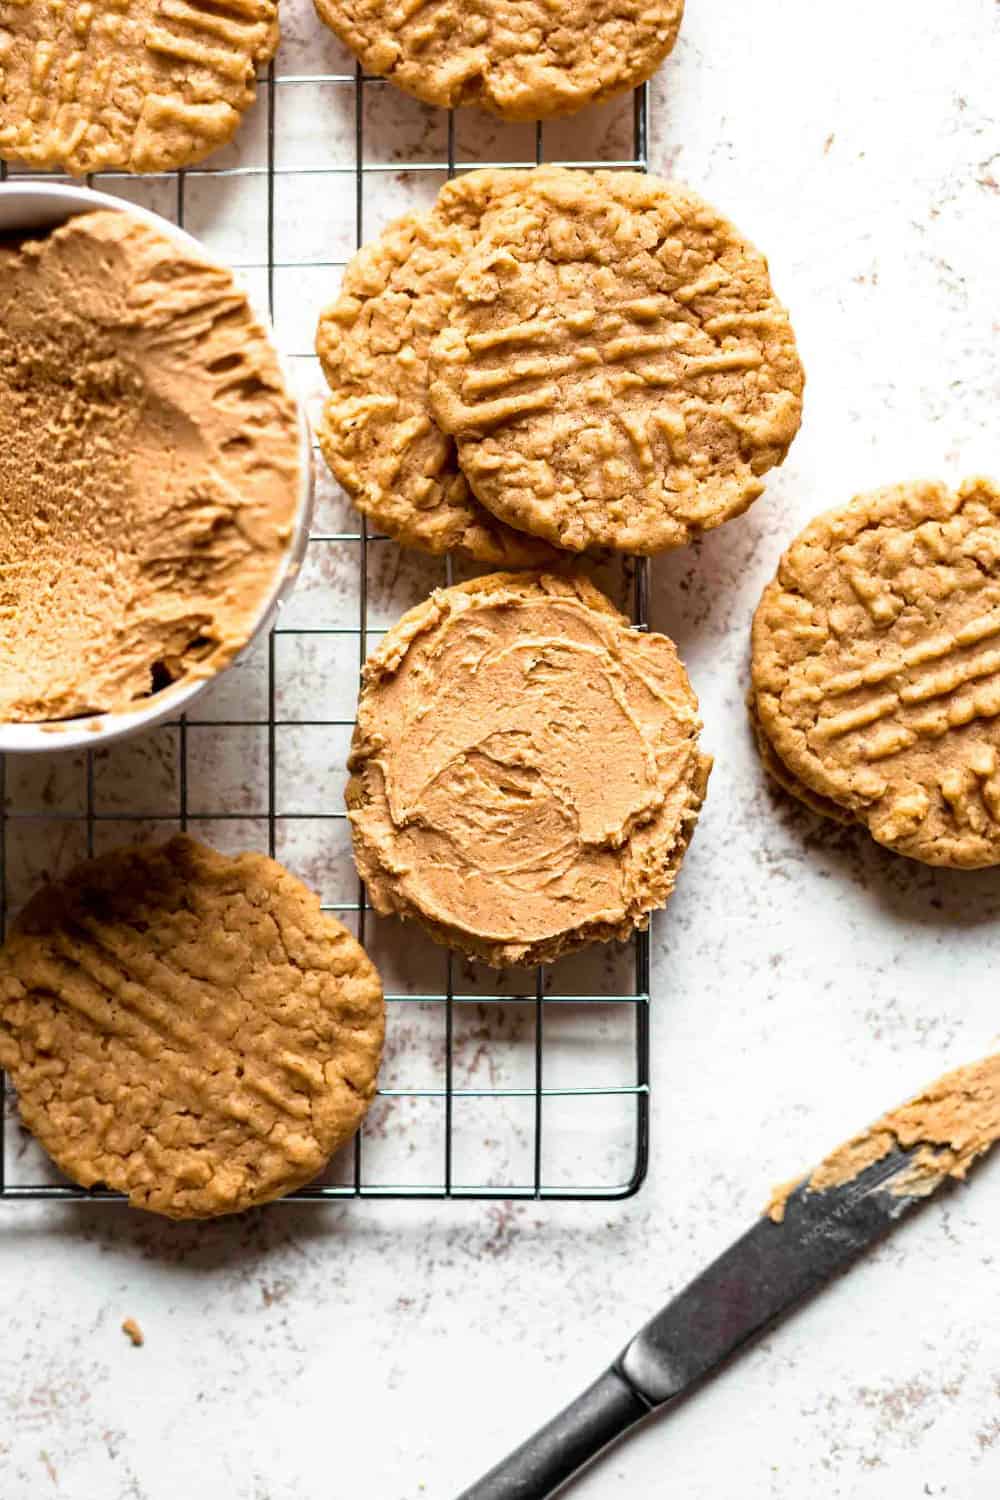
[{"x1": 0, "y1": 182, "x2": 313, "y2": 752}]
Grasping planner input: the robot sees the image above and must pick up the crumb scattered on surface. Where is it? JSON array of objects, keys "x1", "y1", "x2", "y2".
[{"x1": 121, "y1": 1319, "x2": 144, "y2": 1348}]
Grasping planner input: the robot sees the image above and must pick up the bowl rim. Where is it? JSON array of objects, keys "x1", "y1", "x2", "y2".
[{"x1": 0, "y1": 180, "x2": 314, "y2": 754}]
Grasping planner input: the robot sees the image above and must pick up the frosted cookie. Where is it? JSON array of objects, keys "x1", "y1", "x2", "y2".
[
  {"x1": 316, "y1": 168, "x2": 559, "y2": 564},
  {"x1": 751, "y1": 478, "x2": 1000, "y2": 867},
  {"x1": 0, "y1": 209, "x2": 301, "y2": 724},
  {"x1": 312, "y1": 0, "x2": 683, "y2": 122},
  {"x1": 347, "y1": 571, "x2": 710, "y2": 967},
  {"x1": 0, "y1": 0, "x2": 276, "y2": 174},
  {"x1": 428, "y1": 169, "x2": 804, "y2": 554},
  {"x1": 0, "y1": 837, "x2": 385, "y2": 1218}
]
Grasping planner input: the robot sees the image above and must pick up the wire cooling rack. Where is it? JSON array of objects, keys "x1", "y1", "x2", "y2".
[{"x1": 0, "y1": 55, "x2": 652, "y2": 1203}]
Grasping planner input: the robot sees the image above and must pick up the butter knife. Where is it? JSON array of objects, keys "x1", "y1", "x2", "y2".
[{"x1": 456, "y1": 1052, "x2": 999, "y2": 1500}]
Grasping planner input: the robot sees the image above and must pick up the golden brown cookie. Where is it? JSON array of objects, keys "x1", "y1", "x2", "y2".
[
  {"x1": 428, "y1": 169, "x2": 804, "y2": 555},
  {"x1": 0, "y1": 837, "x2": 385, "y2": 1218},
  {"x1": 751, "y1": 478, "x2": 1000, "y2": 867},
  {"x1": 0, "y1": 0, "x2": 276, "y2": 174},
  {"x1": 316, "y1": 169, "x2": 560, "y2": 564},
  {"x1": 747, "y1": 687, "x2": 854, "y2": 826},
  {"x1": 312, "y1": 0, "x2": 683, "y2": 121},
  {"x1": 347, "y1": 570, "x2": 710, "y2": 967},
  {"x1": 0, "y1": 209, "x2": 302, "y2": 724}
]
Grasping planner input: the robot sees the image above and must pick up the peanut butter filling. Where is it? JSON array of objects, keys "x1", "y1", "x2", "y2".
[
  {"x1": 348, "y1": 572, "x2": 710, "y2": 968},
  {"x1": 767, "y1": 1052, "x2": 1000, "y2": 1222},
  {"x1": 0, "y1": 209, "x2": 301, "y2": 723}
]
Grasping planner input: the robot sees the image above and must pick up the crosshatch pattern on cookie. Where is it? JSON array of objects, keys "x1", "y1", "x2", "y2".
[
  {"x1": 428, "y1": 170, "x2": 804, "y2": 554},
  {"x1": 316, "y1": 168, "x2": 564, "y2": 562},
  {"x1": 0, "y1": 837, "x2": 385, "y2": 1217},
  {"x1": 752, "y1": 477, "x2": 1000, "y2": 867},
  {"x1": 0, "y1": 0, "x2": 277, "y2": 174}
]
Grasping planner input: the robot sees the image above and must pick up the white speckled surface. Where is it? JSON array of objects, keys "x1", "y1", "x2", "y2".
[{"x1": 2, "y1": 0, "x2": 1000, "y2": 1494}]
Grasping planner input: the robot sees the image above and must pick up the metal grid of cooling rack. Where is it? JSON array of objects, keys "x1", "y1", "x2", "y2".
[{"x1": 0, "y1": 66, "x2": 652, "y2": 1203}]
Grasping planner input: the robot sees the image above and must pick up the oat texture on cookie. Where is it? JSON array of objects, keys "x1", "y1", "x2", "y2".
[
  {"x1": 347, "y1": 571, "x2": 711, "y2": 968},
  {"x1": 0, "y1": 837, "x2": 385, "y2": 1218},
  {"x1": 316, "y1": 169, "x2": 559, "y2": 564},
  {"x1": 751, "y1": 478, "x2": 1000, "y2": 868},
  {"x1": 0, "y1": 0, "x2": 276, "y2": 174},
  {"x1": 312, "y1": 0, "x2": 683, "y2": 121},
  {"x1": 0, "y1": 209, "x2": 301, "y2": 724},
  {"x1": 428, "y1": 169, "x2": 804, "y2": 555}
]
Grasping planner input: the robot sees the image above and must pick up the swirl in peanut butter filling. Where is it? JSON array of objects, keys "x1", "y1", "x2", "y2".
[{"x1": 347, "y1": 572, "x2": 710, "y2": 967}]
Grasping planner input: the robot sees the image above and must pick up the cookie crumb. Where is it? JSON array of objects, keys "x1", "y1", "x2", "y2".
[{"x1": 122, "y1": 1318, "x2": 144, "y2": 1348}]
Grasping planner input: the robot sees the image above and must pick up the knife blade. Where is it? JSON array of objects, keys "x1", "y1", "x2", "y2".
[{"x1": 455, "y1": 1052, "x2": 1000, "y2": 1500}]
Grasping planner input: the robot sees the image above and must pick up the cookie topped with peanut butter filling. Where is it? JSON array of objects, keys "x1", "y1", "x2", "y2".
[{"x1": 347, "y1": 570, "x2": 710, "y2": 968}]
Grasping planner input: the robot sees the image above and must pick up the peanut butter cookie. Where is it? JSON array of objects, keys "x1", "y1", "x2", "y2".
[
  {"x1": 0, "y1": 209, "x2": 302, "y2": 724},
  {"x1": 0, "y1": 0, "x2": 276, "y2": 174},
  {"x1": 316, "y1": 169, "x2": 559, "y2": 564},
  {"x1": 312, "y1": 0, "x2": 683, "y2": 122},
  {"x1": 747, "y1": 687, "x2": 854, "y2": 826},
  {"x1": 0, "y1": 837, "x2": 385, "y2": 1218},
  {"x1": 347, "y1": 571, "x2": 710, "y2": 967},
  {"x1": 751, "y1": 478, "x2": 1000, "y2": 867},
  {"x1": 429, "y1": 169, "x2": 804, "y2": 555}
]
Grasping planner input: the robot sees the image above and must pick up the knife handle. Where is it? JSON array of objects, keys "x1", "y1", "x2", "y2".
[{"x1": 455, "y1": 1366, "x2": 651, "y2": 1500}]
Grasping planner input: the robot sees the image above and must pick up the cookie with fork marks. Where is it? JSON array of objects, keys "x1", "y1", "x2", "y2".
[
  {"x1": 0, "y1": 0, "x2": 277, "y2": 174},
  {"x1": 312, "y1": 0, "x2": 684, "y2": 122},
  {"x1": 0, "y1": 836, "x2": 384, "y2": 1217},
  {"x1": 316, "y1": 168, "x2": 562, "y2": 564},
  {"x1": 428, "y1": 169, "x2": 804, "y2": 555},
  {"x1": 751, "y1": 478, "x2": 1000, "y2": 866}
]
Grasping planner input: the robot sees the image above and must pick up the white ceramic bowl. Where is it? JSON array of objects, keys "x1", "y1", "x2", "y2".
[{"x1": 0, "y1": 181, "x2": 314, "y2": 754}]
